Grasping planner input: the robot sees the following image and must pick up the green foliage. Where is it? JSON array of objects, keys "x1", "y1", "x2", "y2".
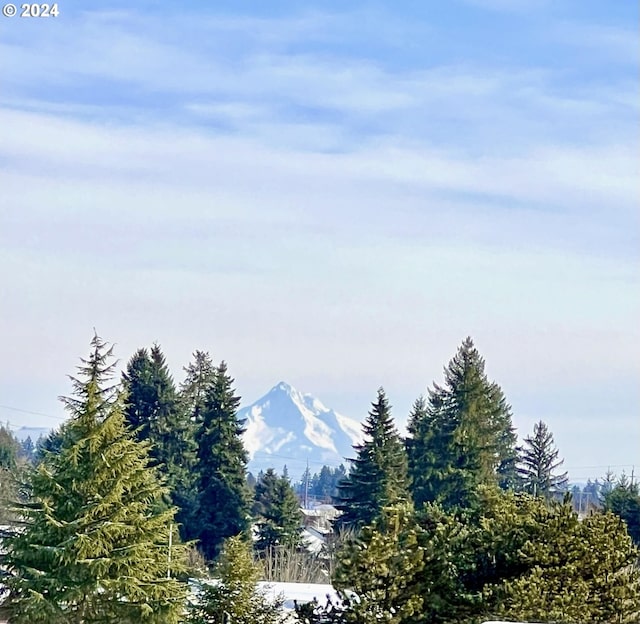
[
  {"x1": 0, "y1": 426, "x2": 22, "y2": 522},
  {"x1": 193, "y1": 359, "x2": 251, "y2": 561},
  {"x1": 334, "y1": 503, "x2": 425, "y2": 624},
  {"x1": 336, "y1": 388, "x2": 409, "y2": 530},
  {"x1": 331, "y1": 486, "x2": 640, "y2": 624},
  {"x1": 438, "y1": 488, "x2": 640, "y2": 623},
  {"x1": 0, "y1": 425, "x2": 25, "y2": 524},
  {"x1": 298, "y1": 464, "x2": 348, "y2": 503},
  {"x1": 603, "y1": 473, "x2": 640, "y2": 546},
  {"x1": 518, "y1": 419, "x2": 568, "y2": 498},
  {"x1": 20, "y1": 435, "x2": 36, "y2": 463},
  {"x1": 180, "y1": 350, "x2": 217, "y2": 426},
  {"x1": 488, "y1": 498, "x2": 640, "y2": 623},
  {"x1": 407, "y1": 337, "x2": 518, "y2": 510},
  {"x1": 253, "y1": 467, "x2": 302, "y2": 553},
  {"x1": 2, "y1": 335, "x2": 188, "y2": 624},
  {"x1": 0, "y1": 425, "x2": 20, "y2": 469},
  {"x1": 123, "y1": 344, "x2": 198, "y2": 540},
  {"x1": 186, "y1": 535, "x2": 282, "y2": 624},
  {"x1": 33, "y1": 428, "x2": 63, "y2": 464}
]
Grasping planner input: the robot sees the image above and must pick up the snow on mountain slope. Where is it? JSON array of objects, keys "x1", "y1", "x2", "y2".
[{"x1": 239, "y1": 382, "x2": 363, "y2": 478}]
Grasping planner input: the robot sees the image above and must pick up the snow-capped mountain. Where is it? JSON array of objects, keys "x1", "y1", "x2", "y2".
[{"x1": 239, "y1": 382, "x2": 363, "y2": 478}]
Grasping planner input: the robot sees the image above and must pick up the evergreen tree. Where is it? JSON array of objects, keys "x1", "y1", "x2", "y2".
[
  {"x1": 405, "y1": 395, "x2": 432, "y2": 506},
  {"x1": 194, "y1": 360, "x2": 251, "y2": 561},
  {"x1": 2, "y1": 334, "x2": 187, "y2": 623},
  {"x1": 180, "y1": 350, "x2": 217, "y2": 426},
  {"x1": 603, "y1": 473, "x2": 640, "y2": 546},
  {"x1": 20, "y1": 435, "x2": 35, "y2": 463},
  {"x1": 407, "y1": 337, "x2": 518, "y2": 509},
  {"x1": 122, "y1": 347, "x2": 156, "y2": 441},
  {"x1": 187, "y1": 535, "x2": 282, "y2": 624},
  {"x1": 297, "y1": 464, "x2": 348, "y2": 503},
  {"x1": 316, "y1": 464, "x2": 347, "y2": 501},
  {"x1": 333, "y1": 503, "x2": 425, "y2": 624},
  {"x1": 336, "y1": 388, "x2": 409, "y2": 530},
  {"x1": 487, "y1": 495, "x2": 640, "y2": 623},
  {"x1": 253, "y1": 468, "x2": 302, "y2": 553},
  {"x1": 0, "y1": 426, "x2": 23, "y2": 524},
  {"x1": 33, "y1": 428, "x2": 63, "y2": 465},
  {"x1": 518, "y1": 420, "x2": 568, "y2": 499},
  {"x1": 328, "y1": 485, "x2": 640, "y2": 624},
  {"x1": 123, "y1": 344, "x2": 198, "y2": 539},
  {"x1": 0, "y1": 425, "x2": 21, "y2": 469}
]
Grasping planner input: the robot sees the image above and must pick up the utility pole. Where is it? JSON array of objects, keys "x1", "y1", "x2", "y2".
[{"x1": 304, "y1": 459, "x2": 309, "y2": 509}]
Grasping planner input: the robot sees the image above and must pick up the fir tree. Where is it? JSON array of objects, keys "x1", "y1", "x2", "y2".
[
  {"x1": 0, "y1": 425, "x2": 20, "y2": 470},
  {"x1": 33, "y1": 428, "x2": 63, "y2": 465},
  {"x1": 253, "y1": 468, "x2": 302, "y2": 553},
  {"x1": 333, "y1": 503, "x2": 425, "y2": 624},
  {"x1": 0, "y1": 426, "x2": 23, "y2": 524},
  {"x1": 336, "y1": 388, "x2": 409, "y2": 530},
  {"x1": 488, "y1": 495, "x2": 640, "y2": 623},
  {"x1": 122, "y1": 347, "x2": 156, "y2": 441},
  {"x1": 187, "y1": 535, "x2": 282, "y2": 624},
  {"x1": 603, "y1": 473, "x2": 640, "y2": 546},
  {"x1": 518, "y1": 420, "x2": 568, "y2": 499},
  {"x1": 180, "y1": 350, "x2": 217, "y2": 426},
  {"x1": 405, "y1": 395, "x2": 433, "y2": 507},
  {"x1": 2, "y1": 334, "x2": 187, "y2": 624},
  {"x1": 318, "y1": 464, "x2": 347, "y2": 501},
  {"x1": 298, "y1": 464, "x2": 347, "y2": 503},
  {"x1": 408, "y1": 337, "x2": 518, "y2": 509},
  {"x1": 123, "y1": 344, "x2": 198, "y2": 539},
  {"x1": 20, "y1": 435, "x2": 35, "y2": 463},
  {"x1": 194, "y1": 360, "x2": 251, "y2": 561}
]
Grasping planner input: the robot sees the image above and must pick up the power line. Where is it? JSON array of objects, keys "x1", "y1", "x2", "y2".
[
  {"x1": 0, "y1": 403, "x2": 66, "y2": 421},
  {"x1": 564, "y1": 463, "x2": 636, "y2": 470}
]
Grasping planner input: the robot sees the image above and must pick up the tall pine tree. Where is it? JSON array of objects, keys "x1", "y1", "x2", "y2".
[
  {"x1": 336, "y1": 388, "x2": 409, "y2": 530},
  {"x1": 194, "y1": 360, "x2": 251, "y2": 561},
  {"x1": 180, "y1": 350, "x2": 217, "y2": 427},
  {"x1": 518, "y1": 420, "x2": 568, "y2": 499},
  {"x1": 253, "y1": 468, "x2": 302, "y2": 553},
  {"x1": 122, "y1": 344, "x2": 198, "y2": 538},
  {"x1": 122, "y1": 347, "x2": 156, "y2": 442},
  {"x1": 601, "y1": 473, "x2": 640, "y2": 546},
  {"x1": 407, "y1": 337, "x2": 518, "y2": 509},
  {"x1": 3, "y1": 334, "x2": 187, "y2": 623}
]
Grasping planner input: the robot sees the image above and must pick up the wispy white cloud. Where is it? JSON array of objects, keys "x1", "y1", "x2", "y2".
[{"x1": 2, "y1": 7, "x2": 636, "y2": 156}]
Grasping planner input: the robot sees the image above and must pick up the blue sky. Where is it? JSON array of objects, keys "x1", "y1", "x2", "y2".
[{"x1": 1, "y1": 0, "x2": 638, "y2": 481}]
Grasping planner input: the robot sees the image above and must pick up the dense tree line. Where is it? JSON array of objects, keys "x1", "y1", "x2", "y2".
[
  {"x1": 1, "y1": 334, "x2": 638, "y2": 623},
  {"x1": 296, "y1": 463, "x2": 348, "y2": 503},
  {"x1": 324, "y1": 337, "x2": 639, "y2": 622}
]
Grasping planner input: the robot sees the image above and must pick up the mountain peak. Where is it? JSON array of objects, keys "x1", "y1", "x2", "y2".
[
  {"x1": 272, "y1": 381, "x2": 294, "y2": 394},
  {"x1": 240, "y1": 382, "x2": 363, "y2": 479}
]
